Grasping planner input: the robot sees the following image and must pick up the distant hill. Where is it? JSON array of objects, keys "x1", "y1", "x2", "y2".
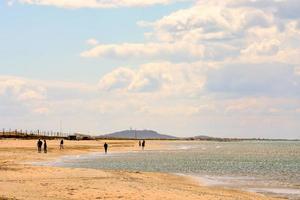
[{"x1": 98, "y1": 130, "x2": 177, "y2": 139}]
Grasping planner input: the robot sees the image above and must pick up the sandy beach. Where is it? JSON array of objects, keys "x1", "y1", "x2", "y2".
[{"x1": 0, "y1": 139, "x2": 280, "y2": 200}]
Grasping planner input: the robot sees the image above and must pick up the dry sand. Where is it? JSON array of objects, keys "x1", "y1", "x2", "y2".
[{"x1": 0, "y1": 139, "x2": 280, "y2": 200}]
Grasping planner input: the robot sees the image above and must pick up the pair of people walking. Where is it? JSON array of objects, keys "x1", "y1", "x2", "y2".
[
  {"x1": 37, "y1": 139, "x2": 47, "y2": 153},
  {"x1": 138, "y1": 140, "x2": 146, "y2": 150}
]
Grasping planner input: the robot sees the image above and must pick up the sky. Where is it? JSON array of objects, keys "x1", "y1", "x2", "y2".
[{"x1": 0, "y1": 0, "x2": 300, "y2": 138}]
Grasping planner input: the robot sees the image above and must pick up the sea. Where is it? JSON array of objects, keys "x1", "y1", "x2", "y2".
[{"x1": 34, "y1": 141, "x2": 300, "y2": 199}]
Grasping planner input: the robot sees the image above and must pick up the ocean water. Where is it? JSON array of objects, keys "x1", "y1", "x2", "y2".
[{"x1": 37, "y1": 141, "x2": 300, "y2": 199}]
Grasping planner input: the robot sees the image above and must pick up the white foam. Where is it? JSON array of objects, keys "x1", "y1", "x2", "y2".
[
  {"x1": 247, "y1": 188, "x2": 300, "y2": 195},
  {"x1": 190, "y1": 175, "x2": 300, "y2": 197},
  {"x1": 196, "y1": 175, "x2": 226, "y2": 186},
  {"x1": 193, "y1": 175, "x2": 256, "y2": 186}
]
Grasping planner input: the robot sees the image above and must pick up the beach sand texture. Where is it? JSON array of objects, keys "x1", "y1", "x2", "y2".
[{"x1": 0, "y1": 140, "x2": 280, "y2": 200}]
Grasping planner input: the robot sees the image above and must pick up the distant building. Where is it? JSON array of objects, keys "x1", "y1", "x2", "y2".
[{"x1": 68, "y1": 135, "x2": 77, "y2": 140}]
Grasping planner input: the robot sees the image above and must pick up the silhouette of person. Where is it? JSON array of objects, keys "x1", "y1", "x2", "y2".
[
  {"x1": 139, "y1": 140, "x2": 141, "y2": 147},
  {"x1": 104, "y1": 142, "x2": 108, "y2": 154},
  {"x1": 43, "y1": 140, "x2": 47, "y2": 153},
  {"x1": 142, "y1": 140, "x2": 145, "y2": 150},
  {"x1": 60, "y1": 139, "x2": 64, "y2": 149},
  {"x1": 37, "y1": 139, "x2": 43, "y2": 153}
]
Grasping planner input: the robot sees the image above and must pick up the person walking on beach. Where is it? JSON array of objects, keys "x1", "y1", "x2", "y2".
[
  {"x1": 142, "y1": 140, "x2": 145, "y2": 150},
  {"x1": 104, "y1": 142, "x2": 108, "y2": 154},
  {"x1": 60, "y1": 139, "x2": 64, "y2": 150},
  {"x1": 139, "y1": 140, "x2": 141, "y2": 147},
  {"x1": 37, "y1": 139, "x2": 43, "y2": 153},
  {"x1": 43, "y1": 140, "x2": 47, "y2": 153}
]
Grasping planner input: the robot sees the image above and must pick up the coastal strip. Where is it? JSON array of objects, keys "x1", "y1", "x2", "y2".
[{"x1": 0, "y1": 139, "x2": 280, "y2": 200}]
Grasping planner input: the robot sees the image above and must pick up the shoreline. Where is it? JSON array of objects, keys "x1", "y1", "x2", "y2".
[
  {"x1": 183, "y1": 174, "x2": 300, "y2": 199},
  {"x1": 0, "y1": 139, "x2": 281, "y2": 200},
  {"x1": 34, "y1": 149, "x2": 299, "y2": 199}
]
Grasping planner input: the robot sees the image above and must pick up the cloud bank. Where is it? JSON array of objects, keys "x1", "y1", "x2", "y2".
[
  {"x1": 3, "y1": 0, "x2": 300, "y2": 138},
  {"x1": 80, "y1": 0, "x2": 300, "y2": 137}
]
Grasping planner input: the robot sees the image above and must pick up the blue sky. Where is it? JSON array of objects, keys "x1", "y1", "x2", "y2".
[
  {"x1": 0, "y1": 1, "x2": 191, "y2": 81},
  {"x1": 1, "y1": 0, "x2": 300, "y2": 138}
]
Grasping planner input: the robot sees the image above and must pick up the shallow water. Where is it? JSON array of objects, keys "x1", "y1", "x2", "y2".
[{"x1": 37, "y1": 141, "x2": 300, "y2": 199}]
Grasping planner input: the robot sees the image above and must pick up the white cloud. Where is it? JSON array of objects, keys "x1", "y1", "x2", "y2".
[
  {"x1": 15, "y1": 0, "x2": 189, "y2": 8},
  {"x1": 18, "y1": 89, "x2": 46, "y2": 101},
  {"x1": 33, "y1": 107, "x2": 50, "y2": 114},
  {"x1": 0, "y1": 76, "x2": 97, "y2": 116},
  {"x1": 238, "y1": 22, "x2": 300, "y2": 64},
  {"x1": 81, "y1": 0, "x2": 300, "y2": 64},
  {"x1": 142, "y1": 1, "x2": 274, "y2": 43},
  {"x1": 0, "y1": 76, "x2": 46, "y2": 101},
  {"x1": 98, "y1": 67, "x2": 135, "y2": 91},
  {"x1": 98, "y1": 60, "x2": 300, "y2": 100},
  {"x1": 86, "y1": 38, "x2": 99, "y2": 46},
  {"x1": 81, "y1": 42, "x2": 206, "y2": 61},
  {"x1": 205, "y1": 62, "x2": 300, "y2": 98},
  {"x1": 1, "y1": 70, "x2": 299, "y2": 138},
  {"x1": 241, "y1": 38, "x2": 280, "y2": 56},
  {"x1": 98, "y1": 62, "x2": 210, "y2": 96},
  {"x1": 233, "y1": 0, "x2": 300, "y2": 20}
]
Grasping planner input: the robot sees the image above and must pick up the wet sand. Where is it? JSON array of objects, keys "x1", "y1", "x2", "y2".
[{"x1": 0, "y1": 139, "x2": 280, "y2": 200}]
